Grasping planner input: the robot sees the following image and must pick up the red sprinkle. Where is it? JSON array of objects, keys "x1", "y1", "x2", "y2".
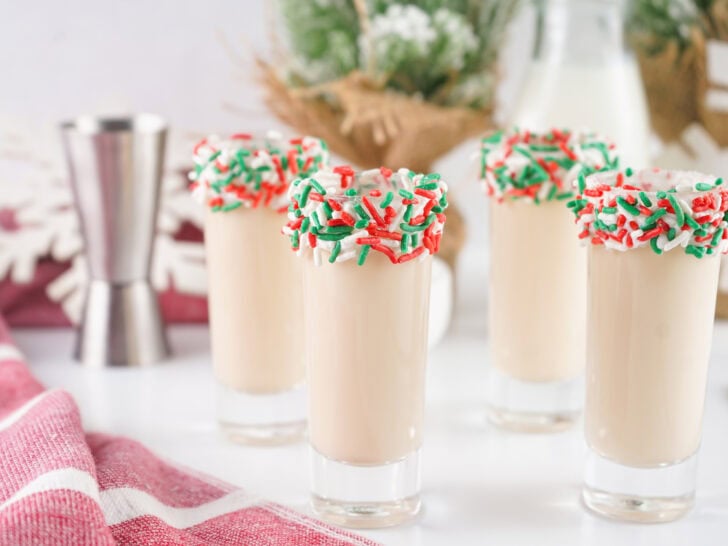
[
  {"x1": 356, "y1": 237, "x2": 381, "y2": 245},
  {"x1": 371, "y1": 244, "x2": 397, "y2": 264},
  {"x1": 363, "y1": 196, "x2": 386, "y2": 228},
  {"x1": 398, "y1": 247, "x2": 426, "y2": 263}
]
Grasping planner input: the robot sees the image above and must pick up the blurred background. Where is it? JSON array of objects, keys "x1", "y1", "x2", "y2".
[{"x1": 2, "y1": 0, "x2": 728, "y2": 328}]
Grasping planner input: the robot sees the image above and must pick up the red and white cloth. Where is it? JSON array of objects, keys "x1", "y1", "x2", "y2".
[{"x1": 0, "y1": 317, "x2": 378, "y2": 546}]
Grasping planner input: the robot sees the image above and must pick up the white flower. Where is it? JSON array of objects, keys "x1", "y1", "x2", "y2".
[
  {"x1": 364, "y1": 4, "x2": 437, "y2": 74},
  {"x1": 431, "y1": 8, "x2": 479, "y2": 72}
]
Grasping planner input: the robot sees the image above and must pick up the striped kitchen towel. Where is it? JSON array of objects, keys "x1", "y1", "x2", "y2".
[{"x1": 0, "y1": 318, "x2": 377, "y2": 546}]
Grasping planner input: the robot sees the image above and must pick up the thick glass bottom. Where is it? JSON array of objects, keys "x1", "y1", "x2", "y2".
[
  {"x1": 310, "y1": 447, "x2": 421, "y2": 528},
  {"x1": 583, "y1": 448, "x2": 697, "y2": 523},
  {"x1": 216, "y1": 381, "x2": 306, "y2": 446},
  {"x1": 487, "y1": 367, "x2": 582, "y2": 433}
]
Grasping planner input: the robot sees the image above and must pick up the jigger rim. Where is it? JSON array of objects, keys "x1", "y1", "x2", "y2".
[{"x1": 60, "y1": 113, "x2": 167, "y2": 135}]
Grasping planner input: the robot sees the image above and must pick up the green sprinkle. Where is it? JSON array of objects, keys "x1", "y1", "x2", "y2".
[
  {"x1": 668, "y1": 194, "x2": 684, "y2": 227},
  {"x1": 617, "y1": 196, "x2": 640, "y2": 216},
  {"x1": 696, "y1": 183, "x2": 714, "y2": 191},
  {"x1": 400, "y1": 235, "x2": 408, "y2": 253},
  {"x1": 482, "y1": 131, "x2": 504, "y2": 144},
  {"x1": 685, "y1": 215, "x2": 700, "y2": 230},
  {"x1": 300, "y1": 217, "x2": 310, "y2": 233},
  {"x1": 357, "y1": 244, "x2": 370, "y2": 266},
  {"x1": 221, "y1": 202, "x2": 242, "y2": 212},
  {"x1": 290, "y1": 230, "x2": 300, "y2": 249},
  {"x1": 315, "y1": 232, "x2": 346, "y2": 242},
  {"x1": 716, "y1": 178, "x2": 724, "y2": 186},
  {"x1": 398, "y1": 189, "x2": 414, "y2": 200},
  {"x1": 644, "y1": 209, "x2": 667, "y2": 226},
  {"x1": 667, "y1": 228, "x2": 676, "y2": 241},
  {"x1": 354, "y1": 219, "x2": 369, "y2": 229},
  {"x1": 354, "y1": 204, "x2": 370, "y2": 220},
  {"x1": 380, "y1": 192, "x2": 394, "y2": 208},
  {"x1": 556, "y1": 192, "x2": 574, "y2": 201},
  {"x1": 416, "y1": 182, "x2": 439, "y2": 190},
  {"x1": 711, "y1": 227, "x2": 724, "y2": 246},
  {"x1": 547, "y1": 184, "x2": 558, "y2": 201},
  {"x1": 601, "y1": 206, "x2": 618, "y2": 214},
  {"x1": 578, "y1": 174, "x2": 586, "y2": 195},
  {"x1": 639, "y1": 192, "x2": 652, "y2": 207},
  {"x1": 686, "y1": 244, "x2": 705, "y2": 258},
  {"x1": 411, "y1": 233, "x2": 418, "y2": 247},
  {"x1": 625, "y1": 167, "x2": 634, "y2": 176},
  {"x1": 345, "y1": 188, "x2": 358, "y2": 197},
  {"x1": 299, "y1": 185, "x2": 312, "y2": 207},
  {"x1": 324, "y1": 226, "x2": 353, "y2": 235},
  {"x1": 403, "y1": 204, "x2": 413, "y2": 222},
  {"x1": 650, "y1": 237, "x2": 662, "y2": 255},
  {"x1": 329, "y1": 241, "x2": 341, "y2": 263},
  {"x1": 311, "y1": 211, "x2": 321, "y2": 228},
  {"x1": 322, "y1": 201, "x2": 333, "y2": 218},
  {"x1": 310, "y1": 179, "x2": 326, "y2": 195},
  {"x1": 656, "y1": 191, "x2": 667, "y2": 199}
]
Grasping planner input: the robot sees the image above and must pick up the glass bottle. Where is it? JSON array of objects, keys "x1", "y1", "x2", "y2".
[{"x1": 510, "y1": 0, "x2": 650, "y2": 168}]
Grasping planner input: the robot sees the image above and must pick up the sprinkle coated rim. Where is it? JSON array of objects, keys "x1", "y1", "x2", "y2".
[
  {"x1": 569, "y1": 167, "x2": 728, "y2": 258},
  {"x1": 189, "y1": 132, "x2": 329, "y2": 213},
  {"x1": 284, "y1": 166, "x2": 448, "y2": 266}
]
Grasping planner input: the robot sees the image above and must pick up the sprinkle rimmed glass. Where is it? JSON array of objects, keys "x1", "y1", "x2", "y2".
[
  {"x1": 191, "y1": 133, "x2": 328, "y2": 445},
  {"x1": 481, "y1": 129, "x2": 619, "y2": 432},
  {"x1": 573, "y1": 168, "x2": 726, "y2": 522},
  {"x1": 286, "y1": 166, "x2": 447, "y2": 528}
]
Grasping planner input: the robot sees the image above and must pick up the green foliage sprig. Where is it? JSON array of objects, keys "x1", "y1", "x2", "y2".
[{"x1": 277, "y1": 0, "x2": 522, "y2": 109}]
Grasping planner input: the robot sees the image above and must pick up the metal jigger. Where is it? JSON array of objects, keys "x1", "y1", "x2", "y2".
[{"x1": 61, "y1": 114, "x2": 171, "y2": 367}]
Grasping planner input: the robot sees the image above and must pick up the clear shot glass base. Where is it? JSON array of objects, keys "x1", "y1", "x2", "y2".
[
  {"x1": 216, "y1": 382, "x2": 306, "y2": 446},
  {"x1": 583, "y1": 448, "x2": 697, "y2": 523},
  {"x1": 310, "y1": 447, "x2": 421, "y2": 529},
  {"x1": 486, "y1": 367, "x2": 582, "y2": 433}
]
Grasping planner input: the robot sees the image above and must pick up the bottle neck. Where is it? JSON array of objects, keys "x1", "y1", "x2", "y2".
[{"x1": 533, "y1": 0, "x2": 626, "y2": 66}]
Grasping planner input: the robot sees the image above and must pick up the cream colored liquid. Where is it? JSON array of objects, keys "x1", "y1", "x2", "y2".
[
  {"x1": 205, "y1": 207, "x2": 303, "y2": 394},
  {"x1": 304, "y1": 253, "x2": 432, "y2": 465},
  {"x1": 489, "y1": 200, "x2": 586, "y2": 382},
  {"x1": 586, "y1": 246, "x2": 720, "y2": 467}
]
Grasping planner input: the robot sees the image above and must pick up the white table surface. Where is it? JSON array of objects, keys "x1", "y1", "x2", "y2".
[{"x1": 11, "y1": 248, "x2": 728, "y2": 546}]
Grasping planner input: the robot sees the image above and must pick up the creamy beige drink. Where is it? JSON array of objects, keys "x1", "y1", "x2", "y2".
[
  {"x1": 304, "y1": 253, "x2": 431, "y2": 464},
  {"x1": 285, "y1": 165, "x2": 448, "y2": 527},
  {"x1": 190, "y1": 133, "x2": 329, "y2": 443},
  {"x1": 480, "y1": 129, "x2": 619, "y2": 431},
  {"x1": 574, "y1": 168, "x2": 726, "y2": 522},
  {"x1": 490, "y1": 200, "x2": 585, "y2": 382},
  {"x1": 587, "y1": 246, "x2": 719, "y2": 466},
  {"x1": 205, "y1": 207, "x2": 303, "y2": 393}
]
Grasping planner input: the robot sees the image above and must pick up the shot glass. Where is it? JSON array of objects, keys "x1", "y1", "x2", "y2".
[
  {"x1": 190, "y1": 133, "x2": 328, "y2": 444},
  {"x1": 571, "y1": 168, "x2": 726, "y2": 522},
  {"x1": 285, "y1": 165, "x2": 448, "y2": 528},
  {"x1": 480, "y1": 129, "x2": 619, "y2": 432}
]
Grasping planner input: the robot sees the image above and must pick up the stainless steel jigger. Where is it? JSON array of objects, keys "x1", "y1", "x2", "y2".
[{"x1": 61, "y1": 114, "x2": 171, "y2": 367}]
